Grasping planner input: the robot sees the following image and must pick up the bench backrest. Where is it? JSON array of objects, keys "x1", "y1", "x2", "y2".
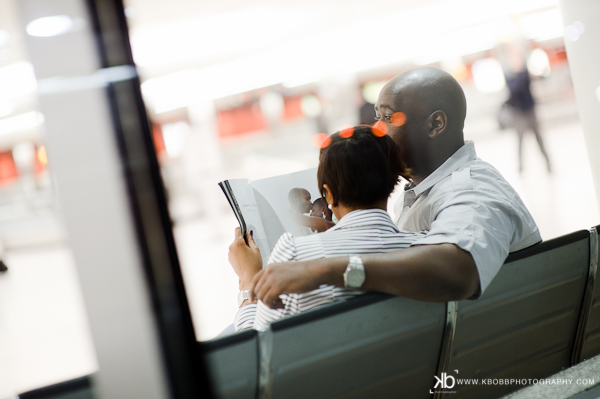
[
  {"x1": 447, "y1": 230, "x2": 590, "y2": 398},
  {"x1": 581, "y1": 225, "x2": 600, "y2": 361},
  {"x1": 203, "y1": 330, "x2": 258, "y2": 399},
  {"x1": 267, "y1": 293, "x2": 446, "y2": 399}
]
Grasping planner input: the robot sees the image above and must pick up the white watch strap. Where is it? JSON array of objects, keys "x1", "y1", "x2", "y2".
[{"x1": 349, "y1": 255, "x2": 363, "y2": 266}]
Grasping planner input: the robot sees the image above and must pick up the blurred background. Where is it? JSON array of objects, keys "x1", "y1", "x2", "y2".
[{"x1": 1, "y1": 0, "x2": 599, "y2": 396}]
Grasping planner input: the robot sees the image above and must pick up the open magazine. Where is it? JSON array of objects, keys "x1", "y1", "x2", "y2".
[{"x1": 219, "y1": 168, "x2": 334, "y2": 266}]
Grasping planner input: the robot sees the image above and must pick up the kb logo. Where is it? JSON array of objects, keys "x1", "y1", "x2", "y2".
[
  {"x1": 434, "y1": 373, "x2": 455, "y2": 389},
  {"x1": 430, "y1": 371, "x2": 458, "y2": 393}
]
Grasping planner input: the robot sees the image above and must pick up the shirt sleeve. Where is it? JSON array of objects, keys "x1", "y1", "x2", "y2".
[
  {"x1": 234, "y1": 304, "x2": 257, "y2": 332},
  {"x1": 410, "y1": 169, "x2": 515, "y2": 296},
  {"x1": 233, "y1": 232, "x2": 296, "y2": 331}
]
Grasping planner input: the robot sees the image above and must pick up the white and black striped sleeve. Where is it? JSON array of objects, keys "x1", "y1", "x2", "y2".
[
  {"x1": 234, "y1": 233, "x2": 297, "y2": 332},
  {"x1": 234, "y1": 304, "x2": 257, "y2": 332}
]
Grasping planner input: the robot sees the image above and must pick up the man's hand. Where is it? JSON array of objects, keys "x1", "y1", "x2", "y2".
[
  {"x1": 250, "y1": 261, "x2": 326, "y2": 309},
  {"x1": 228, "y1": 228, "x2": 262, "y2": 289}
]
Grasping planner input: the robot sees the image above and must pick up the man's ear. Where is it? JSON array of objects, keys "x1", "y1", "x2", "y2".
[
  {"x1": 427, "y1": 110, "x2": 447, "y2": 139},
  {"x1": 323, "y1": 184, "x2": 336, "y2": 207}
]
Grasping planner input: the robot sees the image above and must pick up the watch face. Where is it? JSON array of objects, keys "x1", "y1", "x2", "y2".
[{"x1": 347, "y1": 268, "x2": 365, "y2": 288}]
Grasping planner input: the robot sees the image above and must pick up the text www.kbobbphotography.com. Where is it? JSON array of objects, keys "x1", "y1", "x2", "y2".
[{"x1": 430, "y1": 371, "x2": 596, "y2": 394}]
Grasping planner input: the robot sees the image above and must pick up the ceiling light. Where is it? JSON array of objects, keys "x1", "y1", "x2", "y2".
[{"x1": 26, "y1": 15, "x2": 73, "y2": 37}]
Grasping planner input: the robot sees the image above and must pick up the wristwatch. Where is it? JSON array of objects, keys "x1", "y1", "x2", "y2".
[
  {"x1": 343, "y1": 255, "x2": 366, "y2": 288},
  {"x1": 238, "y1": 290, "x2": 250, "y2": 307}
]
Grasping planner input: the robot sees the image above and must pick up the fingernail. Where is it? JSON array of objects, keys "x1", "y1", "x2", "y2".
[{"x1": 250, "y1": 230, "x2": 254, "y2": 237}]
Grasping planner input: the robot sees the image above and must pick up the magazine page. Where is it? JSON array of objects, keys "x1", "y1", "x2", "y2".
[
  {"x1": 222, "y1": 179, "x2": 271, "y2": 268},
  {"x1": 250, "y1": 167, "x2": 331, "y2": 252}
]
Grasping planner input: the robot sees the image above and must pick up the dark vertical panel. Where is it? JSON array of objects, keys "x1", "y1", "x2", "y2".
[{"x1": 82, "y1": 0, "x2": 213, "y2": 397}]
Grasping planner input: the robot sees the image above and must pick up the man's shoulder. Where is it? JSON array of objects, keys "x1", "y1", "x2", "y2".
[
  {"x1": 467, "y1": 158, "x2": 519, "y2": 197},
  {"x1": 429, "y1": 158, "x2": 539, "y2": 236},
  {"x1": 432, "y1": 158, "x2": 516, "y2": 199}
]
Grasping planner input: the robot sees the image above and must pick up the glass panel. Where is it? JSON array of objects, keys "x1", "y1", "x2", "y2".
[{"x1": 122, "y1": 0, "x2": 599, "y2": 341}]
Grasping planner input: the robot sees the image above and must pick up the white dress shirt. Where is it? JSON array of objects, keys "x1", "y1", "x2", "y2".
[
  {"x1": 393, "y1": 141, "x2": 541, "y2": 295},
  {"x1": 235, "y1": 209, "x2": 424, "y2": 331}
]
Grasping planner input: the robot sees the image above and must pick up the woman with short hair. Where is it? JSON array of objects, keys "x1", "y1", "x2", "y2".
[{"x1": 228, "y1": 125, "x2": 424, "y2": 331}]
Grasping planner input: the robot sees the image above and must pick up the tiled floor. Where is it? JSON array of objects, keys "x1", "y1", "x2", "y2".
[{"x1": 0, "y1": 118, "x2": 598, "y2": 397}]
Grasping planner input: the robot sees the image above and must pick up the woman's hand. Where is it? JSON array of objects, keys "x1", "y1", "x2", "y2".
[{"x1": 228, "y1": 228, "x2": 262, "y2": 290}]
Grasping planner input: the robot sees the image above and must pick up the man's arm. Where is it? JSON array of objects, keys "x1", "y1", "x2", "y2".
[{"x1": 250, "y1": 243, "x2": 480, "y2": 308}]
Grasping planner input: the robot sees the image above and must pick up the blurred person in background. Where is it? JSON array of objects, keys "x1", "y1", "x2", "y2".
[
  {"x1": 229, "y1": 126, "x2": 424, "y2": 330},
  {"x1": 501, "y1": 41, "x2": 552, "y2": 173},
  {"x1": 249, "y1": 67, "x2": 541, "y2": 307}
]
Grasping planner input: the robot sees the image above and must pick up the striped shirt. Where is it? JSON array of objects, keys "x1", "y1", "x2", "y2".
[{"x1": 234, "y1": 209, "x2": 424, "y2": 331}]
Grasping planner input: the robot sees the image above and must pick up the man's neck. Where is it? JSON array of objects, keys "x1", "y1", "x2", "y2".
[
  {"x1": 408, "y1": 163, "x2": 438, "y2": 185},
  {"x1": 410, "y1": 140, "x2": 464, "y2": 185}
]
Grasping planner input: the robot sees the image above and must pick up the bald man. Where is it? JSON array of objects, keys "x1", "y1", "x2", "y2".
[
  {"x1": 288, "y1": 188, "x2": 312, "y2": 215},
  {"x1": 249, "y1": 67, "x2": 541, "y2": 306}
]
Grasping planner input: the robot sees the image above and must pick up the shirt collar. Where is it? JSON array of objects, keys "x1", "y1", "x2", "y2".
[
  {"x1": 329, "y1": 208, "x2": 399, "y2": 232},
  {"x1": 413, "y1": 141, "x2": 477, "y2": 196}
]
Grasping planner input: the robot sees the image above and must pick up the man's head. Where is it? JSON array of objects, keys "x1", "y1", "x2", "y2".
[
  {"x1": 310, "y1": 197, "x2": 332, "y2": 221},
  {"x1": 375, "y1": 67, "x2": 467, "y2": 180},
  {"x1": 288, "y1": 188, "x2": 312, "y2": 214}
]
